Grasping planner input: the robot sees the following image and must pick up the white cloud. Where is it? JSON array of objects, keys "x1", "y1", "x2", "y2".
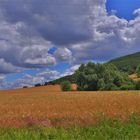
[
  {"x1": 0, "y1": 58, "x2": 21, "y2": 73},
  {"x1": 61, "y1": 65, "x2": 80, "y2": 77},
  {"x1": 0, "y1": 75, "x2": 5, "y2": 82},
  {"x1": 5, "y1": 69, "x2": 60, "y2": 89},
  {"x1": 0, "y1": 0, "x2": 140, "y2": 89},
  {"x1": 133, "y1": 8, "x2": 140, "y2": 15},
  {"x1": 54, "y1": 47, "x2": 73, "y2": 62},
  {"x1": 0, "y1": 0, "x2": 139, "y2": 71}
]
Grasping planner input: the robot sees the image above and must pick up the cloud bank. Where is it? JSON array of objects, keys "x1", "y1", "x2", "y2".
[{"x1": 0, "y1": 0, "x2": 140, "y2": 88}]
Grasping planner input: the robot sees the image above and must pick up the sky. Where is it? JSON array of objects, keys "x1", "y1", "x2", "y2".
[{"x1": 0, "y1": 0, "x2": 140, "y2": 89}]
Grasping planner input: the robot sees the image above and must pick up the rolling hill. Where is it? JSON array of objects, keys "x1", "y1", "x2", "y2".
[
  {"x1": 108, "y1": 52, "x2": 140, "y2": 73},
  {"x1": 46, "y1": 52, "x2": 140, "y2": 85},
  {"x1": 46, "y1": 74, "x2": 77, "y2": 85}
]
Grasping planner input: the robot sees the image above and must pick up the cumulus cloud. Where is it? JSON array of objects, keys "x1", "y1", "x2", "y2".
[
  {"x1": 3, "y1": 65, "x2": 80, "y2": 89},
  {"x1": 0, "y1": 58, "x2": 21, "y2": 73},
  {"x1": 0, "y1": 20, "x2": 55, "y2": 71},
  {"x1": 0, "y1": 0, "x2": 140, "y2": 89},
  {"x1": 61, "y1": 65, "x2": 80, "y2": 77},
  {"x1": 0, "y1": 0, "x2": 102, "y2": 73},
  {"x1": 54, "y1": 48, "x2": 73, "y2": 62},
  {"x1": 0, "y1": 0, "x2": 140, "y2": 71},
  {"x1": 0, "y1": 75, "x2": 6, "y2": 89},
  {"x1": 134, "y1": 8, "x2": 140, "y2": 15},
  {"x1": 0, "y1": 75, "x2": 5, "y2": 82},
  {"x1": 6, "y1": 70, "x2": 60, "y2": 89}
]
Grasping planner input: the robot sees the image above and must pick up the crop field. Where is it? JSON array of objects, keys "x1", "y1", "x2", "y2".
[
  {"x1": 129, "y1": 74, "x2": 140, "y2": 81},
  {"x1": 0, "y1": 86, "x2": 140, "y2": 128}
]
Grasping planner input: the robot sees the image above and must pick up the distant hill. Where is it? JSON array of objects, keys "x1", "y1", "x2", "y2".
[
  {"x1": 108, "y1": 52, "x2": 140, "y2": 74},
  {"x1": 46, "y1": 52, "x2": 140, "y2": 85},
  {"x1": 46, "y1": 74, "x2": 77, "y2": 85}
]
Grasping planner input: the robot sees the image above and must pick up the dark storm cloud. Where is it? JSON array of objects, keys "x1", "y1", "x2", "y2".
[{"x1": 0, "y1": 0, "x2": 92, "y2": 45}]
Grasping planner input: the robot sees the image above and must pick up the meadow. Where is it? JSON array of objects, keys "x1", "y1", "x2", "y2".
[
  {"x1": 0, "y1": 86, "x2": 140, "y2": 139},
  {"x1": 0, "y1": 117, "x2": 140, "y2": 140}
]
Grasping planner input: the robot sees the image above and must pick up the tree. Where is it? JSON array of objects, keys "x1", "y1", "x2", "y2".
[
  {"x1": 136, "y1": 65, "x2": 140, "y2": 78},
  {"x1": 135, "y1": 81, "x2": 140, "y2": 90},
  {"x1": 97, "y1": 79, "x2": 105, "y2": 91},
  {"x1": 75, "y1": 62, "x2": 133, "y2": 91},
  {"x1": 35, "y1": 83, "x2": 42, "y2": 87},
  {"x1": 61, "y1": 81, "x2": 71, "y2": 91},
  {"x1": 23, "y1": 86, "x2": 28, "y2": 88}
]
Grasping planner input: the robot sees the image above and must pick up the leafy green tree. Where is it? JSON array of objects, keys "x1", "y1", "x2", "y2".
[
  {"x1": 97, "y1": 79, "x2": 105, "y2": 91},
  {"x1": 35, "y1": 83, "x2": 42, "y2": 87},
  {"x1": 105, "y1": 83, "x2": 119, "y2": 91},
  {"x1": 61, "y1": 81, "x2": 71, "y2": 91},
  {"x1": 76, "y1": 62, "x2": 133, "y2": 91},
  {"x1": 120, "y1": 84, "x2": 135, "y2": 90},
  {"x1": 135, "y1": 81, "x2": 140, "y2": 90},
  {"x1": 23, "y1": 86, "x2": 28, "y2": 88},
  {"x1": 136, "y1": 65, "x2": 140, "y2": 78}
]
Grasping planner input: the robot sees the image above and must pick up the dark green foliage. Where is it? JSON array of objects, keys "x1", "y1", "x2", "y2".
[
  {"x1": 76, "y1": 62, "x2": 133, "y2": 91},
  {"x1": 108, "y1": 52, "x2": 140, "y2": 74},
  {"x1": 135, "y1": 81, "x2": 140, "y2": 90},
  {"x1": 97, "y1": 79, "x2": 105, "y2": 90},
  {"x1": 35, "y1": 83, "x2": 42, "y2": 87},
  {"x1": 136, "y1": 65, "x2": 140, "y2": 78},
  {"x1": 23, "y1": 86, "x2": 28, "y2": 88},
  {"x1": 43, "y1": 52, "x2": 140, "y2": 88},
  {"x1": 120, "y1": 84, "x2": 136, "y2": 90},
  {"x1": 61, "y1": 81, "x2": 71, "y2": 91}
]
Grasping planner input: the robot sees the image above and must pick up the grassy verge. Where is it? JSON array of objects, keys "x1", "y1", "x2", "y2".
[{"x1": 0, "y1": 115, "x2": 139, "y2": 140}]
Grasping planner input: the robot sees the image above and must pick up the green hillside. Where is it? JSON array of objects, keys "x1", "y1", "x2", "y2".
[
  {"x1": 46, "y1": 74, "x2": 76, "y2": 85},
  {"x1": 45, "y1": 52, "x2": 140, "y2": 85},
  {"x1": 108, "y1": 52, "x2": 140, "y2": 74}
]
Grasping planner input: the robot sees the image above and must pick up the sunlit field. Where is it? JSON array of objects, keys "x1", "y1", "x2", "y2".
[
  {"x1": 129, "y1": 74, "x2": 140, "y2": 81},
  {"x1": 0, "y1": 86, "x2": 140, "y2": 128}
]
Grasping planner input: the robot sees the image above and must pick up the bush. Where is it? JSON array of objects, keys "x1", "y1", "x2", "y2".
[
  {"x1": 120, "y1": 84, "x2": 135, "y2": 90},
  {"x1": 135, "y1": 81, "x2": 140, "y2": 90},
  {"x1": 61, "y1": 81, "x2": 71, "y2": 91},
  {"x1": 76, "y1": 63, "x2": 133, "y2": 91},
  {"x1": 35, "y1": 83, "x2": 42, "y2": 87},
  {"x1": 105, "y1": 83, "x2": 119, "y2": 91},
  {"x1": 136, "y1": 65, "x2": 140, "y2": 78},
  {"x1": 23, "y1": 86, "x2": 28, "y2": 88}
]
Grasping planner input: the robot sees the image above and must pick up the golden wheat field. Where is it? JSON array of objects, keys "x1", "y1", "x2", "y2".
[
  {"x1": 0, "y1": 85, "x2": 140, "y2": 128},
  {"x1": 129, "y1": 74, "x2": 140, "y2": 81}
]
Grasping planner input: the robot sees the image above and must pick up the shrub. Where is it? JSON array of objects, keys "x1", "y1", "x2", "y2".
[
  {"x1": 97, "y1": 79, "x2": 105, "y2": 91},
  {"x1": 23, "y1": 86, "x2": 28, "y2": 88},
  {"x1": 120, "y1": 84, "x2": 135, "y2": 90},
  {"x1": 135, "y1": 81, "x2": 140, "y2": 90},
  {"x1": 105, "y1": 83, "x2": 119, "y2": 91},
  {"x1": 35, "y1": 83, "x2": 42, "y2": 87},
  {"x1": 44, "y1": 82, "x2": 48, "y2": 86},
  {"x1": 61, "y1": 81, "x2": 71, "y2": 91},
  {"x1": 136, "y1": 65, "x2": 140, "y2": 78}
]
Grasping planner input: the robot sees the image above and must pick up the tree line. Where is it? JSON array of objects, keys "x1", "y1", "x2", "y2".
[
  {"x1": 61, "y1": 63, "x2": 140, "y2": 91},
  {"x1": 31, "y1": 62, "x2": 140, "y2": 91}
]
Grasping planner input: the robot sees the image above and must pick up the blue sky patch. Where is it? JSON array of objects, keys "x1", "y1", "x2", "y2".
[{"x1": 106, "y1": 0, "x2": 140, "y2": 20}]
